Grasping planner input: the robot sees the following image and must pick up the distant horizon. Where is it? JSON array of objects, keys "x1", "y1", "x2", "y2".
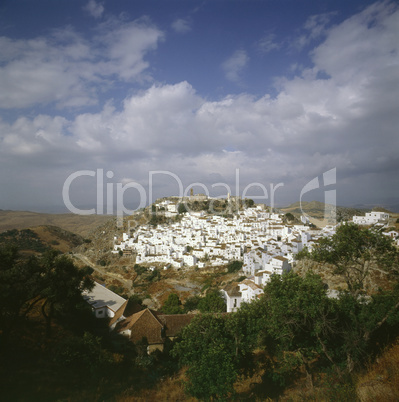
[{"x1": 2, "y1": 198, "x2": 398, "y2": 215}]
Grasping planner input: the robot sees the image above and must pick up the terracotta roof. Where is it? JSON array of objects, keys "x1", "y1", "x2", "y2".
[
  {"x1": 273, "y1": 255, "x2": 288, "y2": 262},
  {"x1": 118, "y1": 308, "x2": 164, "y2": 345},
  {"x1": 157, "y1": 314, "x2": 196, "y2": 338}
]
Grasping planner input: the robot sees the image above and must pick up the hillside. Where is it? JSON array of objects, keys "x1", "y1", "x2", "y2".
[
  {"x1": 280, "y1": 201, "x2": 373, "y2": 225},
  {"x1": 0, "y1": 210, "x2": 113, "y2": 237},
  {"x1": 0, "y1": 225, "x2": 86, "y2": 254}
]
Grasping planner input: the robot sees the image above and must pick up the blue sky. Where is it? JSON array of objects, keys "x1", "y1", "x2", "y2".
[{"x1": 0, "y1": 0, "x2": 398, "y2": 213}]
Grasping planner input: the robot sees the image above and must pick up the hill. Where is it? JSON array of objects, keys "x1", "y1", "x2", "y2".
[
  {"x1": 0, "y1": 225, "x2": 86, "y2": 254},
  {"x1": 280, "y1": 201, "x2": 373, "y2": 225},
  {"x1": 0, "y1": 210, "x2": 113, "y2": 237}
]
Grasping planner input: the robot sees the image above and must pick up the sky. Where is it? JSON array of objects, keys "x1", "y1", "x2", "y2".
[{"x1": 0, "y1": 0, "x2": 398, "y2": 214}]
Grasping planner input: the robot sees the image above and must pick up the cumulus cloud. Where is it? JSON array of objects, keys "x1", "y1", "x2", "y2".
[
  {"x1": 222, "y1": 49, "x2": 249, "y2": 83},
  {"x1": 0, "y1": 18, "x2": 164, "y2": 109},
  {"x1": 0, "y1": 1, "x2": 398, "y2": 209},
  {"x1": 171, "y1": 18, "x2": 192, "y2": 33}
]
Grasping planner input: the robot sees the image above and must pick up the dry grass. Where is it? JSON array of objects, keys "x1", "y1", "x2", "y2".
[
  {"x1": 356, "y1": 340, "x2": 399, "y2": 402},
  {"x1": 116, "y1": 369, "x2": 195, "y2": 401}
]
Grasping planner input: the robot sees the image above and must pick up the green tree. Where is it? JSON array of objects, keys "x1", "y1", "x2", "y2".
[
  {"x1": 307, "y1": 223, "x2": 399, "y2": 296},
  {"x1": 178, "y1": 203, "x2": 187, "y2": 214},
  {"x1": 257, "y1": 272, "x2": 337, "y2": 388},
  {"x1": 39, "y1": 250, "x2": 94, "y2": 337},
  {"x1": 172, "y1": 314, "x2": 238, "y2": 399},
  {"x1": 227, "y1": 260, "x2": 243, "y2": 273},
  {"x1": 162, "y1": 293, "x2": 183, "y2": 314},
  {"x1": 197, "y1": 290, "x2": 226, "y2": 313},
  {"x1": 183, "y1": 295, "x2": 201, "y2": 313},
  {"x1": 333, "y1": 286, "x2": 399, "y2": 373},
  {"x1": 284, "y1": 212, "x2": 295, "y2": 222},
  {"x1": 53, "y1": 332, "x2": 113, "y2": 378},
  {"x1": 245, "y1": 198, "x2": 254, "y2": 208},
  {"x1": 134, "y1": 264, "x2": 147, "y2": 275},
  {"x1": 0, "y1": 246, "x2": 44, "y2": 341}
]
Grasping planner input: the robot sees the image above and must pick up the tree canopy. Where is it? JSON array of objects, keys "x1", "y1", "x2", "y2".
[
  {"x1": 172, "y1": 314, "x2": 238, "y2": 399},
  {"x1": 197, "y1": 290, "x2": 226, "y2": 313},
  {"x1": 161, "y1": 293, "x2": 183, "y2": 314},
  {"x1": 297, "y1": 223, "x2": 399, "y2": 295},
  {"x1": 0, "y1": 246, "x2": 94, "y2": 340}
]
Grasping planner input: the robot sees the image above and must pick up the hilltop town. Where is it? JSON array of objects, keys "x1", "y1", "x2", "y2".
[
  {"x1": 1, "y1": 197, "x2": 399, "y2": 401},
  {"x1": 107, "y1": 195, "x2": 397, "y2": 314}
]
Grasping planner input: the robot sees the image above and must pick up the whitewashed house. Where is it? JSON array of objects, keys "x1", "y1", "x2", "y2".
[{"x1": 83, "y1": 282, "x2": 127, "y2": 329}]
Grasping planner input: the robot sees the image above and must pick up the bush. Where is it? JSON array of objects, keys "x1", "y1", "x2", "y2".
[
  {"x1": 134, "y1": 264, "x2": 147, "y2": 275},
  {"x1": 227, "y1": 260, "x2": 243, "y2": 273},
  {"x1": 53, "y1": 332, "x2": 113, "y2": 378}
]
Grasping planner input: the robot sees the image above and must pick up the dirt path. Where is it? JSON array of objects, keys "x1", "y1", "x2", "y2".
[{"x1": 73, "y1": 253, "x2": 133, "y2": 290}]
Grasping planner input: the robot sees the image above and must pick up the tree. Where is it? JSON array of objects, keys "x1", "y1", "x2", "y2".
[
  {"x1": 227, "y1": 260, "x2": 243, "y2": 273},
  {"x1": 197, "y1": 290, "x2": 226, "y2": 313},
  {"x1": 307, "y1": 223, "x2": 399, "y2": 296},
  {"x1": 0, "y1": 247, "x2": 94, "y2": 340},
  {"x1": 178, "y1": 203, "x2": 187, "y2": 214},
  {"x1": 39, "y1": 250, "x2": 94, "y2": 337},
  {"x1": 0, "y1": 246, "x2": 44, "y2": 341},
  {"x1": 257, "y1": 271, "x2": 337, "y2": 388},
  {"x1": 284, "y1": 212, "x2": 295, "y2": 222},
  {"x1": 183, "y1": 295, "x2": 201, "y2": 313},
  {"x1": 172, "y1": 314, "x2": 238, "y2": 399},
  {"x1": 162, "y1": 293, "x2": 183, "y2": 314},
  {"x1": 245, "y1": 198, "x2": 254, "y2": 208},
  {"x1": 333, "y1": 285, "x2": 399, "y2": 373}
]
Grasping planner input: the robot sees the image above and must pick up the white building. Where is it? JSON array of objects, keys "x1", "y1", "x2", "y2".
[
  {"x1": 353, "y1": 212, "x2": 389, "y2": 225},
  {"x1": 83, "y1": 282, "x2": 127, "y2": 329}
]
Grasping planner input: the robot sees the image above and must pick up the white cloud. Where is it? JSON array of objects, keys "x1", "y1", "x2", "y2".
[
  {"x1": 0, "y1": 1, "x2": 398, "y2": 209},
  {"x1": 0, "y1": 18, "x2": 164, "y2": 109},
  {"x1": 222, "y1": 49, "x2": 249, "y2": 83},
  {"x1": 84, "y1": 0, "x2": 104, "y2": 19},
  {"x1": 171, "y1": 18, "x2": 192, "y2": 33}
]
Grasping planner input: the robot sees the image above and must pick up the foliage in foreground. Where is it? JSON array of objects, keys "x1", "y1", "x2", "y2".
[{"x1": 172, "y1": 225, "x2": 399, "y2": 399}]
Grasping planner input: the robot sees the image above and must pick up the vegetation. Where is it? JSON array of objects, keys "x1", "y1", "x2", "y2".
[
  {"x1": 0, "y1": 228, "x2": 48, "y2": 252},
  {"x1": 197, "y1": 289, "x2": 226, "y2": 313},
  {"x1": 170, "y1": 225, "x2": 399, "y2": 399},
  {"x1": 0, "y1": 246, "x2": 94, "y2": 340},
  {"x1": 297, "y1": 223, "x2": 399, "y2": 295},
  {"x1": 1, "y1": 221, "x2": 399, "y2": 400},
  {"x1": 227, "y1": 260, "x2": 243, "y2": 273},
  {"x1": 172, "y1": 314, "x2": 239, "y2": 399},
  {"x1": 178, "y1": 203, "x2": 187, "y2": 214},
  {"x1": 162, "y1": 293, "x2": 183, "y2": 314}
]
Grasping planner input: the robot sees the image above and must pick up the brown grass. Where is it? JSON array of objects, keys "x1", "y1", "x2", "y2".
[
  {"x1": 356, "y1": 340, "x2": 399, "y2": 402},
  {"x1": 116, "y1": 369, "x2": 195, "y2": 401}
]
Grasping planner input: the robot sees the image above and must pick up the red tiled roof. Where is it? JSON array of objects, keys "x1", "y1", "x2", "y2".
[{"x1": 157, "y1": 314, "x2": 196, "y2": 338}]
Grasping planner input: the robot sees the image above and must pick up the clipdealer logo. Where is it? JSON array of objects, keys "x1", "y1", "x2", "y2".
[{"x1": 62, "y1": 168, "x2": 336, "y2": 227}]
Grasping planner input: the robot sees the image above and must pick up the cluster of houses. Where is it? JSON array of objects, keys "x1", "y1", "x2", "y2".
[
  {"x1": 83, "y1": 283, "x2": 195, "y2": 353},
  {"x1": 113, "y1": 203, "x2": 340, "y2": 313},
  {"x1": 113, "y1": 204, "x2": 336, "y2": 268},
  {"x1": 83, "y1": 204, "x2": 398, "y2": 350}
]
